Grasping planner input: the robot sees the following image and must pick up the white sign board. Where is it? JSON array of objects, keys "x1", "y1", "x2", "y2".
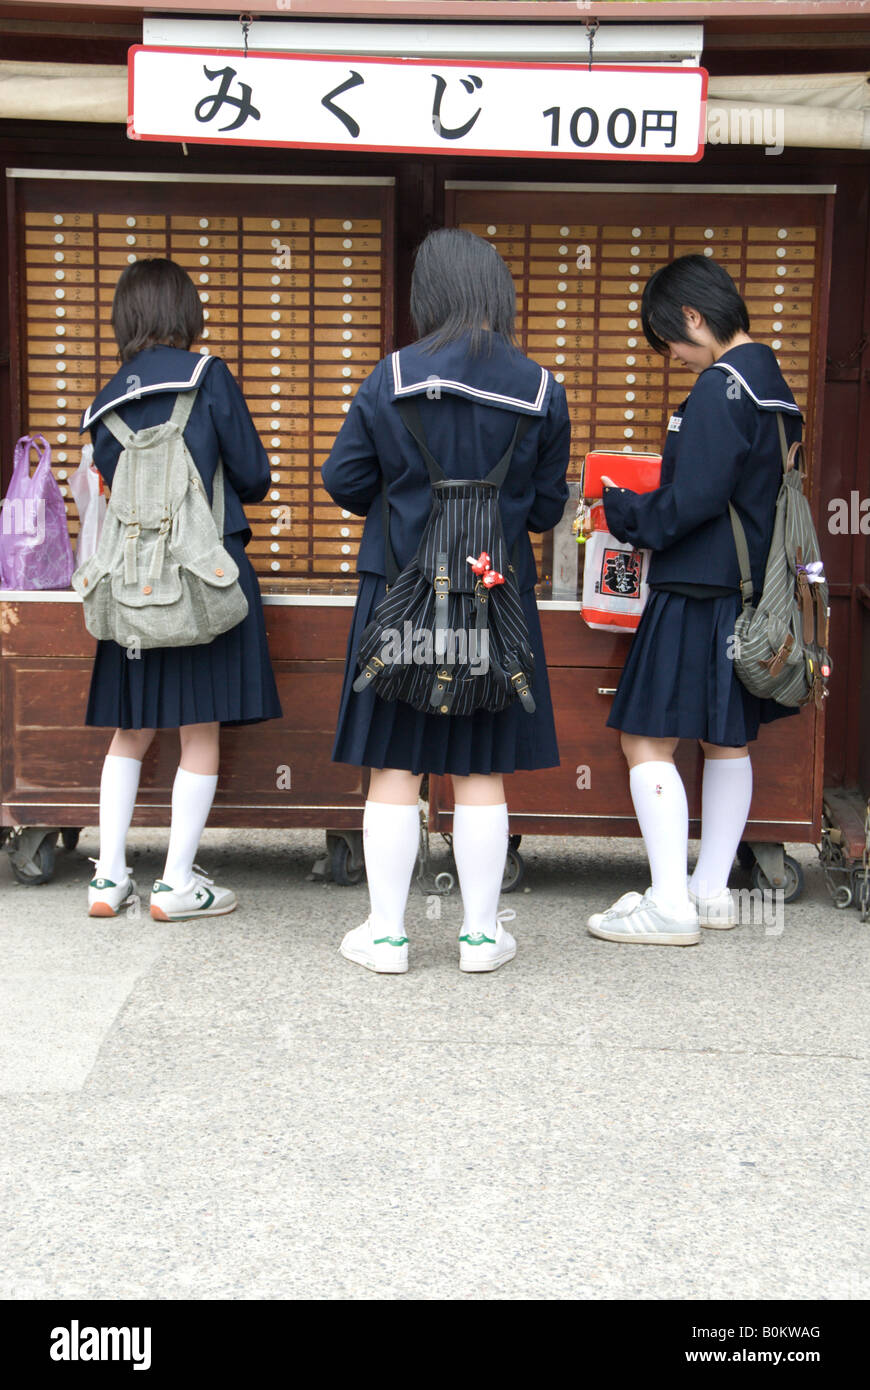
[{"x1": 128, "y1": 48, "x2": 707, "y2": 162}]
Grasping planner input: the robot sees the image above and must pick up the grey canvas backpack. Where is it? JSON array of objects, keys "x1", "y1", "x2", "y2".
[
  {"x1": 71, "y1": 389, "x2": 248, "y2": 649},
  {"x1": 726, "y1": 408, "x2": 831, "y2": 709}
]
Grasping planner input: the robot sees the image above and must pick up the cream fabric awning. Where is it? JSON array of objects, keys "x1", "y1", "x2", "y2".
[
  {"x1": 1, "y1": 62, "x2": 869, "y2": 149},
  {"x1": 706, "y1": 72, "x2": 870, "y2": 151}
]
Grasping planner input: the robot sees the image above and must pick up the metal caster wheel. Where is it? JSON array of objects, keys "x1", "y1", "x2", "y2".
[
  {"x1": 502, "y1": 846, "x2": 525, "y2": 893},
  {"x1": 833, "y1": 883, "x2": 853, "y2": 910},
  {"x1": 9, "y1": 830, "x2": 57, "y2": 885},
  {"x1": 751, "y1": 854, "x2": 804, "y2": 904}
]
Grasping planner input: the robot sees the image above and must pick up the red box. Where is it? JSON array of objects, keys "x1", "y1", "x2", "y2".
[{"x1": 582, "y1": 450, "x2": 662, "y2": 499}]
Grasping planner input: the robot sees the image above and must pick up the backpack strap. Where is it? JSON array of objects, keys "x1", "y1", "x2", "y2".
[
  {"x1": 728, "y1": 503, "x2": 754, "y2": 609},
  {"x1": 169, "y1": 388, "x2": 198, "y2": 431},
  {"x1": 380, "y1": 478, "x2": 400, "y2": 588},
  {"x1": 212, "y1": 458, "x2": 226, "y2": 541},
  {"x1": 484, "y1": 414, "x2": 532, "y2": 489},
  {"x1": 429, "y1": 550, "x2": 455, "y2": 712},
  {"x1": 100, "y1": 388, "x2": 198, "y2": 448},
  {"x1": 395, "y1": 399, "x2": 446, "y2": 484},
  {"x1": 727, "y1": 409, "x2": 793, "y2": 611},
  {"x1": 100, "y1": 411, "x2": 137, "y2": 448}
]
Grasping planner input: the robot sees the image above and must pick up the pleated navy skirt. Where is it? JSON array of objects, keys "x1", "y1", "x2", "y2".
[
  {"x1": 607, "y1": 588, "x2": 797, "y2": 746},
  {"x1": 332, "y1": 572, "x2": 559, "y2": 775},
  {"x1": 85, "y1": 532, "x2": 282, "y2": 730}
]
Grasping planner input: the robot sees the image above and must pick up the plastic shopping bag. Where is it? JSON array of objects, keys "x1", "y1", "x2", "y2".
[
  {"x1": 581, "y1": 506, "x2": 651, "y2": 632},
  {"x1": 69, "y1": 444, "x2": 107, "y2": 566},
  {"x1": 0, "y1": 434, "x2": 74, "y2": 590}
]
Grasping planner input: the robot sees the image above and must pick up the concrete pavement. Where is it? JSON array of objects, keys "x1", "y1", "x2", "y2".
[{"x1": 0, "y1": 826, "x2": 867, "y2": 1300}]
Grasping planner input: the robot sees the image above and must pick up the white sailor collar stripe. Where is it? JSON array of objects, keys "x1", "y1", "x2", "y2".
[
  {"x1": 708, "y1": 361, "x2": 802, "y2": 414},
  {"x1": 80, "y1": 353, "x2": 215, "y2": 431},
  {"x1": 390, "y1": 350, "x2": 549, "y2": 414}
]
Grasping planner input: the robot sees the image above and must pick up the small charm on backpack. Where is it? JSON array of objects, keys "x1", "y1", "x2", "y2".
[
  {"x1": 466, "y1": 551, "x2": 504, "y2": 586},
  {"x1": 796, "y1": 559, "x2": 825, "y2": 584},
  {"x1": 466, "y1": 551, "x2": 491, "y2": 575},
  {"x1": 481, "y1": 568, "x2": 505, "y2": 588}
]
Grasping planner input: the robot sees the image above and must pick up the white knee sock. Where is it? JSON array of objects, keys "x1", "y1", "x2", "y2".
[
  {"x1": 97, "y1": 754, "x2": 142, "y2": 883},
  {"x1": 452, "y1": 802, "x2": 510, "y2": 934},
  {"x1": 629, "y1": 761, "x2": 691, "y2": 915},
  {"x1": 161, "y1": 767, "x2": 219, "y2": 890},
  {"x1": 362, "y1": 801, "x2": 420, "y2": 937},
  {"x1": 689, "y1": 755, "x2": 753, "y2": 899}
]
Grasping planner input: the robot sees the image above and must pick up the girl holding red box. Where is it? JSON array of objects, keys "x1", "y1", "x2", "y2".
[{"x1": 584, "y1": 255, "x2": 801, "y2": 946}]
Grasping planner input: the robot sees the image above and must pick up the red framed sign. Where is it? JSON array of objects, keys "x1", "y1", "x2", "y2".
[{"x1": 128, "y1": 47, "x2": 708, "y2": 161}]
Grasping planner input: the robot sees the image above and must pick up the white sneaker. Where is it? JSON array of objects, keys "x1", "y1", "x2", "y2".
[
  {"x1": 689, "y1": 883, "x2": 738, "y2": 929},
  {"x1": 150, "y1": 866, "x2": 237, "y2": 921},
  {"x1": 88, "y1": 863, "x2": 136, "y2": 917},
  {"x1": 587, "y1": 890, "x2": 644, "y2": 933},
  {"x1": 339, "y1": 916, "x2": 409, "y2": 974},
  {"x1": 587, "y1": 888, "x2": 700, "y2": 946},
  {"x1": 459, "y1": 908, "x2": 517, "y2": 973}
]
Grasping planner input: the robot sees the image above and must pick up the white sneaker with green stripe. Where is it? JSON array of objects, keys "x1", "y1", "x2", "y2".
[
  {"x1": 88, "y1": 863, "x2": 136, "y2": 917},
  {"x1": 150, "y1": 866, "x2": 237, "y2": 921},
  {"x1": 459, "y1": 908, "x2": 517, "y2": 973},
  {"x1": 339, "y1": 916, "x2": 409, "y2": 973}
]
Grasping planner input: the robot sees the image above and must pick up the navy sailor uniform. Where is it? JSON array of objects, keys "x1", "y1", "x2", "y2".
[
  {"x1": 322, "y1": 331, "x2": 571, "y2": 775},
  {"x1": 80, "y1": 345, "x2": 282, "y2": 729},
  {"x1": 602, "y1": 342, "x2": 802, "y2": 744}
]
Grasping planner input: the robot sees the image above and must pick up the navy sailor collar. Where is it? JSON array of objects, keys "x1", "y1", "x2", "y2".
[
  {"x1": 81, "y1": 346, "x2": 216, "y2": 432},
  {"x1": 389, "y1": 332, "x2": 552, "y2": 416},
  {"x1": 704, "y1": 343, "x2": 802, "y2": 416}
]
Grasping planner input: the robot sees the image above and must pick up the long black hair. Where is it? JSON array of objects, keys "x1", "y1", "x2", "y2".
[
  {"x1": 410, "y1": 228, "x2": 517, "y2": 356},
  {"x1": 111, "y1": 257, "x2": 204, "y2": 362},
  {"x1": 641, "y1": 254, "x2": 750, "y2": 356}
]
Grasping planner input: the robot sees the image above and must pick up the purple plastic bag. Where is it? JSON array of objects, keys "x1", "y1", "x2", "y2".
[{"x1": 0, "y1": 434, "x2": 74, "y2": 590}]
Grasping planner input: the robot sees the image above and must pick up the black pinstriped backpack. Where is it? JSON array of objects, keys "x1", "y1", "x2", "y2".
[{"x1": 352, "y1": 400, "x2": 536, "y2": 716}]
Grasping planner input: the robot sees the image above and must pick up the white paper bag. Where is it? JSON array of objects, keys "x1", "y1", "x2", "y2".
[{"x1": 582, "y1": 528, "x2": 651, "y2": 632}]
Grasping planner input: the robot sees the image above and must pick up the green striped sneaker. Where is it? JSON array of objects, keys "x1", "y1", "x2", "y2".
[
  {"x1": 150, "y1": 867, "x2": 237, "y2": 922},
  {"x1": 459, "y1": 909, "x2": 517, "y2": 973},
  {"x1": 339, "y1": 916, "x2": 408, "y2": 974},
  {"x1": 88, "y1": 864, "x2": 136, "y2": 917}
]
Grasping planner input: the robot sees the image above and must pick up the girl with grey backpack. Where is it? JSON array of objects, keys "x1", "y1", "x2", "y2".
[
  {"x1": 582, "y1": 256, "x2": 812, "y2": 946},
  {"x1": 77, "y1": 258, "x2": 281, "y2": 921}
]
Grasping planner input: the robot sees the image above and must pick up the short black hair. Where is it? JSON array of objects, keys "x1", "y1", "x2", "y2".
[
  {"x1": 410, "y1": 227, "x2": 517, "y2": 356},
  {"x1": 641, "y1": 254, "x2": 750, "y2": 356},
  {"x1": 111, "y1": 257, "x2": 204, "y2": 362}
]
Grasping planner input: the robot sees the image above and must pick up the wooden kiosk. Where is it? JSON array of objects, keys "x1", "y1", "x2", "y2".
[{"x1": 1, "y1": 169, "x2": 831, "y2": 895}]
